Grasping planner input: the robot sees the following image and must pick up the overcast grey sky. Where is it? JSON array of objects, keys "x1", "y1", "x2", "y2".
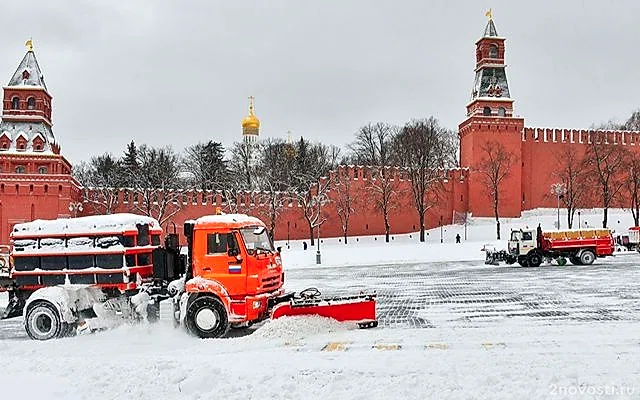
[{"x1": 0, "y1": 0, "x2": 638, "y2": 164}]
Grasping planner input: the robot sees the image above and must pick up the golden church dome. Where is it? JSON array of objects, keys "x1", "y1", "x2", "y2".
[{"x1": 241, "y1": 96, "x2": 260, "y2": 135}]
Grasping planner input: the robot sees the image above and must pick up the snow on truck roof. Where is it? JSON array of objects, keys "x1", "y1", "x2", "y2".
[
  {"x1": 193, "y1": 214, "x2": 265, "y2": 229},
  {"x1": 11, "y1": 213, "x2": 161, "y2": 238}
]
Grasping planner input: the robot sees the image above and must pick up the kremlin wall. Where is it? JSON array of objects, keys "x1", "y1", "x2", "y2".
[{"x1": 1, "y1": 18, "x2": 640, "y2": 245}]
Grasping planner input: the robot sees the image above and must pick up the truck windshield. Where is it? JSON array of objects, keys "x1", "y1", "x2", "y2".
[
  {"x1": 510, "y1": 231, "x2": 521, "y2": 241},
  {"x1": 240, "y1": 227, "x2": 274, "y2": 253}
]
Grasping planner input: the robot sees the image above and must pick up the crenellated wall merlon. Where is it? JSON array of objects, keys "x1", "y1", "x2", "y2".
[{"x1": 523, "y1": 127, "x2": 640, "y2": 146}]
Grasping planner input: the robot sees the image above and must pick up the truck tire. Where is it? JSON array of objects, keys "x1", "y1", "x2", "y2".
[
  {"x1": 527, "y1": 252, "x2": 542, "y2": 268},
  {"x1": 569, "y1": 256, "x2": 582, "y2": 265},
  {"x1": 579, "y1": 250, "x2": 596, "y2": 265},
  {"x1": 185, "y1": 296, "x2": 229, "y2": 339},
  {"x1": 25, "y1": 301, "x2": 64, "y2": 341},
  {"x1": 517, "y1": 256, "x2": 528, "y2": 267}
]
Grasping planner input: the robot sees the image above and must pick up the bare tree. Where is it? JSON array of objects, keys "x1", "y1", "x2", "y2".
[
  {"x1": 331, "y1": 168, "x2": 356, "y2": 244},
  {"x1": 127, "y1": 145, "x2": 184, "y2": 225},
  {"x1": 395, "y1": 117, "x2": 453, "y2": 242},
  {"x1": 583, "y1": 132, "x2": 629, "y2": 228},
  {"x1": 477, "y1": 140, "x2": 515, "y2": 240},
  {"x1": 552, "y1": 145, "x2": 591, "y2": 228},
  {"x1": 228, "y1": 141, "x2": 257, "y2": 190},
  {"x1": 74, "y1": 154, "x2": 123, "y2": 214},
  {"x1": 291, "y1": 139, "x2": 339, "y2": 245},
  {"x1": 295, "y1": 177, "x2": 331, "y2": 246},
  {"x1": 348, "y1": 122, "x2": 397, "y2": 165},
  {"x1": 624, "y1": 156, "x2": 640, "y2": 226},
  {"x1": 370, "y1": 167, "x2": 399, "y2": 242},
  {"x1": 252, "y1": 138, "x2": 296, "y2": 239}
]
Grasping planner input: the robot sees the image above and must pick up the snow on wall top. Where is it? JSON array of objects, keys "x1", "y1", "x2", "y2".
[
  {"x1": 195, "y1": 214, "x2": 264, "y2": 226},
  {"x1": 8, "y1": 51, "x2": 48, "y2": 91},
  {"x1": 11, "y1": 213, "x2": 160, "y2": 238}
]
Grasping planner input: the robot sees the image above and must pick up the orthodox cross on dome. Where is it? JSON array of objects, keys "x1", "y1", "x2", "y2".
[{"x1": 248, "y1": 96, "x2": 255, "y2": 114}]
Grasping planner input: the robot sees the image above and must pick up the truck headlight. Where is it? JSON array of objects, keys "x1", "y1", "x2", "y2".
[{"x1": 252, "y1": 300, "x2": 262, "y2": 310}]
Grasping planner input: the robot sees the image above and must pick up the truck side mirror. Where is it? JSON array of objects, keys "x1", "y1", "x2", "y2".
[
  {"x1": 228, "y1": 248, "x2": 239, "y2": 257},
  {"x1": 277, "y1": 246, "x2": 282, "y2": 253}
]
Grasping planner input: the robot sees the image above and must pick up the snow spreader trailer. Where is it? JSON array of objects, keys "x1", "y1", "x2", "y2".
[
  {"x1": 1, "y1": 213, "x2": 377, "y2": 340},
  {"x1": 486, "y1": 227, "x2": 614, "y2": 267}
]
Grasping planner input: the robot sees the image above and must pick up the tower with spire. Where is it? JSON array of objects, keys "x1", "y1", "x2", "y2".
[
  {"x1": 241, "y1": 96, "x2": 260, "y2": 143},
  {"x1": 458, "y1": 13, "x2": 524, "y2": 218},
  {"x1": 0, "y1": 41, "x2": 81, "y2": 244}
]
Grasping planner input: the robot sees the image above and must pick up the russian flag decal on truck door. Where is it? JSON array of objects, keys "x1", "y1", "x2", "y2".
[{"x1": 228, "y1": 265, "x2": 242, "y2": 274}]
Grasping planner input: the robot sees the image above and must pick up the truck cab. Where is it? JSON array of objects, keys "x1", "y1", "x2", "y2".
[
  {"x1": 181, "y1": 212, "x2": 285, "y2": 338},
  {"x1": 508, "y1": 229, "x2": 536, "y2": 256}
]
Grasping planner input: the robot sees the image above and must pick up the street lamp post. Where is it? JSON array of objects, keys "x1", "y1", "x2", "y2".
[
  {"x1": 68, "y1": 201, "x2": 83, "y2": 218},
  {"x1": 316, "y1": 200, "x2": 321, "y2": 265},
  {"x1": 577, "y1": 211, "x2": 581, "y2": 229},
  {"x1": 287, "y1": 221, "x2": 290, "y2": 249},
  {"x1": 440, "y1": 215, "x2": 443, "y2": 243},
  {"x1": 550, "y1": 183, "x2": 567, "y2": 229}
]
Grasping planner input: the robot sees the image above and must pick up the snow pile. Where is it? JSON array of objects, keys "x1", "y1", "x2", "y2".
[{"x1": 251, "y1": 315, "x2": 352, "y2": 340}]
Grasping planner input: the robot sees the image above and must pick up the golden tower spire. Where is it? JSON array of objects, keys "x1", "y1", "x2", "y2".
[
  {"x1": 485, "y1": 8, "x2": 492, "y2": 20},
  {"x1": 25, "y1": 38, "x2": 33, "y2": 52},
  {"x1": 241, "y1": 96, "x2": 260, "y2": 137}
]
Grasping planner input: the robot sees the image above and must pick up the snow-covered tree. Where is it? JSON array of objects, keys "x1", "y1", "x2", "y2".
[
  {"x1": 182, "y1": 141, "x2": 228, "y2": 191},
  {"x1": 74, "y1": 153, "x2": 123, "y2": 215},
  {"x1": 128, "y1": 145, "x2": 185, "y2": 225}
]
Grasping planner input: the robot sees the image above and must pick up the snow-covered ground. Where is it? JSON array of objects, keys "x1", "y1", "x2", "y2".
[{"x1": 0, "y1": 209, "x2": 639, "y2": 399}]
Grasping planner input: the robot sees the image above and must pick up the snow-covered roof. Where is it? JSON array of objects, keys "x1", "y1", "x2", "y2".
[
  {"x1": 11, "y1": 213, "x2": 161, "y2": 238},
  {"x1": 8, "y1": 50, "x2": 48, "y2": 91},
  {"x1": 195, "y1": 214, "x2": 264, "y2": 227},
  {"x1": 0, "y1": 121, "x2": 56, "y2": 153}
]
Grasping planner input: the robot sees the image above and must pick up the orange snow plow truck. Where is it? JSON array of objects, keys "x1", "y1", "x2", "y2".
[{"x1": 1, "y1": 212, "x2": 377, "y2": 340}]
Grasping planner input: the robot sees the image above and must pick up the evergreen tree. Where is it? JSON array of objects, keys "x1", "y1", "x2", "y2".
[{"x1": 121, "y1": 140, "x2": 139, "y2": 186}]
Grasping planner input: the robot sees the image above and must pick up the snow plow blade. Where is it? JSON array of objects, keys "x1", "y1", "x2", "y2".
[{"x1": 271, "y1": 288, "x2": 378, "y2": 329}]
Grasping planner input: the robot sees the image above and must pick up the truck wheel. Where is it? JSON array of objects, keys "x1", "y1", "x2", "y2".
[
  {"x1": 527, "y1": 252, "x2": 542, "y2": 268},
  {"x1": 185, "y1": 296, "x2": 229, "y2": 339},
  {"x1": 517, "y1": 256, "x2": 528, "y2": 267},
  {"x1": 25, "y1": 301, "x2": 64, "y2": 341},
  {"x1": 569, "y1": 256, "x2": 582, "y2": 265},
  {"x1": 579, "y1": 250, "x2": 596, "y2": 265}
]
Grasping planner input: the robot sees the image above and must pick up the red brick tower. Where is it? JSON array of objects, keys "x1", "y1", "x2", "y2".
[
  {"x1": 0, "y1": 41, "x2": 81, "y2": 244},
  {"x1": 459, "y1": 16, "x2": 524, "y2": 218}
]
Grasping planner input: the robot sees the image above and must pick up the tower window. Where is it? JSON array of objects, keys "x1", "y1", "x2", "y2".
[
  {"x1": 27, "y1": 97, "x2": 36, "y2": 110},
  {"x1": 11, "y1": 97, "x2": 19, "y2": 109},
  {"x1": 498, "y1": 107, "x2": 506, "y2": 117},
  {"x1": 488, "y1": 44, "x2": 498, "y2": 58},
  {"x1": 15, "y1": 165, "x2": 26, "y2": 174},
  {"x1": 483, "y1": 107, "x2": 492, "y2": 116},
  {"x1": 38, "y1": 166, "x2": 48, "y2": 174}
]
